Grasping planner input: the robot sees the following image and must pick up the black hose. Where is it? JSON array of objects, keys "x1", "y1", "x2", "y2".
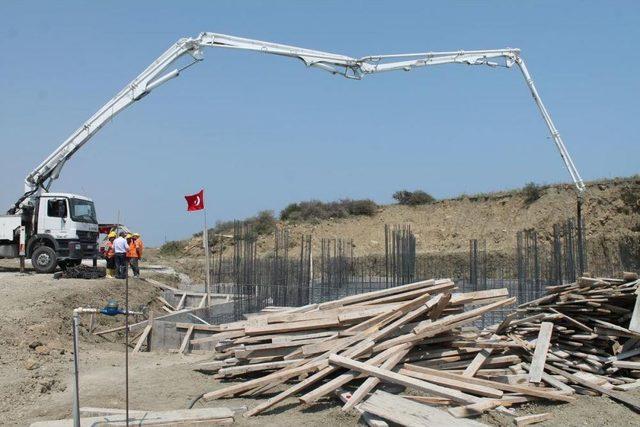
[{"x1": 188, "y1": 392, "x2": 206, "y2": 409}]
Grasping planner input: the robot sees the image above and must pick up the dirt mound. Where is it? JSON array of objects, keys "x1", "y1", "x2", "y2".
[{"x1": 0, "y1": 268, "x2": 160, "y2": 424}]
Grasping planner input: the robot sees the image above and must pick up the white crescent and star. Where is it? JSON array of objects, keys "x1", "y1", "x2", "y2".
[{"x1": 194, "y1": 195, "x2": 201, "y2": 206}]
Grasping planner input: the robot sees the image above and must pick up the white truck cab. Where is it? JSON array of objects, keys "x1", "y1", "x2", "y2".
[{"x1": 0, "y1": 193, "x2": 99, "y2": 273}]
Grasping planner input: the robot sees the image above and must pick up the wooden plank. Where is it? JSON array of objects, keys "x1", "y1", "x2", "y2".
[
  {"x1": 270, "y1": 330, "x2": 338, "y2": 344},
  {"x1": 198, "y1": 294, "x2": 207, "y2": 308},
  {"x1": 514, "y1": 413, "x2": 553, "y2": 426},
  {"x1": 542, "y1": 363, "x2": 640, "y2": 411},
  {"x1": 30, "y1": 407, "x2": 234, "y2": 426},
  {"x1": 328, "y1": 354, "x2": 481, "y2": 404},
  {"x1": 217, "y1": 360, "x2": 300, "y2": 377},
  {"x1": 132, "y1": 323, "x2": 152, "y2": 354},
  {"x1": 179, "y1": 325, "x2": 194, "y2": 354},
  {"x1": 521, "y1": 363, "x2": 574, "y2": 395},
  {"x1": 462, "y1": 347, "x2": 494, "y2": 378},
  {"x1": 403, "y1": 395, "x2": 452, "y2": 405},
  {"x1": 334, "y1": 389, "x2": 388, "y2": 427},
  {"x1": 244, "y1": 317, "x2": 341, "y2": 335},
  {"x1": 176, "y1": 292, "x2": 187, "y2": 310},
  {"x1": 243, "y1": 365, "x2": 336, "y2": 416},
  {"x1": 360, "y1": 282, "x2": 455, "y2": 305},
  {"x1": 528, "y1": 322, "x2": 554, "y2": 383},
  {"x1": 415, "y1": 354, "x2": 521, "y2": 371},
  {"x1": 611, "y1": 360, "x2": 640, "y2": 370},
  {"x1": 495, "y1": 312, "x2": 517, "y2": 334},
  {"x1": 628, "y1": 288, "x2": 640, "y2": 333},
  {"x1": 413, "y1": 297, "x2": 516, "y2": 335},
  {"x1": 80, "y1": 407, "x2": 148, "y2": 416},
  {"x1": 613, "y1": 381, "x2": 640, "y2": 391},
  {"x1": 397, "y1": 368, "x2": 503, "y2": 398},
  {"x1": 298, "y1": 343, "x2": 412, "y2": 405},
  {"x1": 95, "y1": 319, "x2": 148, "y2": 335},
  {"x1": 402, "y1": 364, "x2": 575, "y2": 403},
  {"x1": 595, "y1": 319, "x2": 640, "y2": 338},
  {"x1": 301, "y1": 336, "x2": 355, "y2": 356},
  {"x1": 357, "y1": 391, "x2": 485, "y2": 427},
  {"x1": 241, "y1": 326, "x2": 384, "y2": 415},
  {"x1": 341, "y1": 345, "x2": 413, "y2": 411},
  {"x1": 429, "y1": 292, "x2": 452, "y2": 320},
  {"x1": 317, "y1": 279, "x2": 437, "y2": 310},
  {"x1": 450, "y1": 288, "x2": 509, "y2": 305},
  {"x1": 375, "y1": 314, "x2": 482, "y2": 352},
  {"x1": 132, "y1": 311, "x2": 153, "y2": 354},
  {"x1": 448, "y1": 399, "x2": 502, "y2": 418},
  {"x1": 189, "y1": 330, "x2": 245, "y2": 345},
  {"x1": 608, "y1": 347, "x2": 640, "y2": 362},
  {"x1": 203, "y1": 359, "x2": 327, "y2": 401}
]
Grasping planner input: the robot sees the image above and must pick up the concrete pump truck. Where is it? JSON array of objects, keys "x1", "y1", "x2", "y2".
[{"x1": 0, "y1": 33, "x2": 585, "y2": 273}]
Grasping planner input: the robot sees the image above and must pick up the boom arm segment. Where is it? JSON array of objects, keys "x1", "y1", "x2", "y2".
[
  {"x1": 14, "y1": 33, "x2": 361, "y2": 213},
  {"x1": 353, "y1": 49, "x2": 586, "y2": 195}
]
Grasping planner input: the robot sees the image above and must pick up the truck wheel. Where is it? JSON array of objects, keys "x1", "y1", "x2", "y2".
[{"x1": 31, "y1": 246, "x2": 58, "y2": 274}]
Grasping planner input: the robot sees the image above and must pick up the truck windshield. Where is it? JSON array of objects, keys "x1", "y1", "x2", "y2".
[{"x1": 69, "y1": 198, "x2": 97, "y2": 223}]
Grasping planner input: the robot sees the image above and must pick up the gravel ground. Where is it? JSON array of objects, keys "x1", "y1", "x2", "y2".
[{"x1": 1, "y1": 259, "x2": 639, "y2": 426}]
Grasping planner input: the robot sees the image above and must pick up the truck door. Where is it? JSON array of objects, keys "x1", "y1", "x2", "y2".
[{"x1": 38, "y1": 197, "x2": 70, "y2": 239}]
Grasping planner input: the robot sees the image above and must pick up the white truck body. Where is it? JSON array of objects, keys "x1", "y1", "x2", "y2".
[{"x1": 1, "y1": 192, "x2": 98, "y2": 272}]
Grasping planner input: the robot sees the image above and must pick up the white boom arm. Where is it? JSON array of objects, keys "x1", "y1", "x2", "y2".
[
  {"x1": 355, "y1": 49, "x2": 586, "y2": 195},
  {"x1": 12, "y1": 33, "x2": 585, "y2": 213}
]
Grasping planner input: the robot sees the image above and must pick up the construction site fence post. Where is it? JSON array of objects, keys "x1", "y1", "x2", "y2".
[{"x1": 203, "y1": 208, "x2": 211, "y2": 306}]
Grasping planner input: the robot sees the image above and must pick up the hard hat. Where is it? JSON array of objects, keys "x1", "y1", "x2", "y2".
[
  {"x1": 126, "y1": 234, "x2": 133, "y2": 239},
  {"x1": 108, "y1": 231, "x2": 117, "y2": 238},
  {"x1": 133, "y1": 233, "x2": 140, "y2": 237}
]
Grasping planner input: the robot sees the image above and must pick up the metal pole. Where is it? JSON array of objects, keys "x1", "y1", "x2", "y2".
[
  {"x1": 72, "y1": 312, "x2": 81, "y2": 427},
  {"x1": 203, "y1": 208, "x2": 211, "y2": 306},
  {"x1": 125, "y1": 273, "x2": 129, "y2": 426},
  {"x1": 576, "y1": 196, "x2": 584, "y2": 275}
]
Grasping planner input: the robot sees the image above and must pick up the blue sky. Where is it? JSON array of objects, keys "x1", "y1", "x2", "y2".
[{"x1": 1, "y1": 1, "x2": 638, "y2": 246}]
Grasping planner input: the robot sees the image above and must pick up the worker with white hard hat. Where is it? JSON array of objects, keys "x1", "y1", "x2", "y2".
[
  {"x1": 133, "y1": 232, "x2": 144, "y2": 264},
  {"x1": 126, "y1": 233, "x2": 141, "y2": 277},
  {"x1": 113, "y1": 231, "x2": 129, "y2": 279}
]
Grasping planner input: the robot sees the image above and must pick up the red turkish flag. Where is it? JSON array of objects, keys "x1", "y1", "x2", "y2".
[{"x1": 184, "y1": 189, "x2": 205, "y2": 212}]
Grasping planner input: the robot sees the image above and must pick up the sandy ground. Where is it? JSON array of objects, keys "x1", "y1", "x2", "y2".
[{"x1": 1, "y1": 259, "x2": 639, "y2": 426}]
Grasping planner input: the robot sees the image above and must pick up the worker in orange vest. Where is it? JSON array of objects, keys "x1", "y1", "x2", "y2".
[
  {"x1": 126, "y1": 233, "x2": 140, "y2": 277},
  {"x1": 133, "y1": 232, "x2": 144, "y2": 259},
  {"x1": 104, "y1": 231, "x2": 116, "y2": 278}
]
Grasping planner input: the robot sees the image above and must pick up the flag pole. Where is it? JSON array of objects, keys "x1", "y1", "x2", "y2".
[{"x1": 203, "y1": 192, "x2": 211, "y2": 307}]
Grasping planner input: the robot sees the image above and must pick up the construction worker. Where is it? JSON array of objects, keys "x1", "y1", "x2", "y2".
[
  {"x1": 104, "y1": 231, "x2": 117, "y2": 278},
  {"x1": 133, "y1": 233, "x2": 144, "y2": 259},
  {"x1": 113, "y1": 231, "x2": 129, "y2": 279},
  {"x1": 126, "y1": 233, "x2": 140, "y2": 277}
]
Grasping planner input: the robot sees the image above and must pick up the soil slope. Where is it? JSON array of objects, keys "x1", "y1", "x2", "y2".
[{"x1": 174, "y1": 177, "x2": 639, "y2": 259}]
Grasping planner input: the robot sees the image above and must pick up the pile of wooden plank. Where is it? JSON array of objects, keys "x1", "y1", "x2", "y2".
[
  {"x1": 184, "y1": 275, "x2": 640, "y2": 424},
  {"x1": 190, "y1": 278, "x2": 595, "y2": 424},
  {"x1": 481, "y1": 275, "x2": 640, "y2": 404}
]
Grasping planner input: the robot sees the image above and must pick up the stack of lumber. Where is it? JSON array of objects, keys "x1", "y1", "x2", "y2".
[
  {"x1": 193, "y1": 279, "x2": 500, "y2": 378},
  {"x1": 189, "y1": 275, "x2": 640, "y2": 424},
  {"x1": 481, "y1": 276, "x2": 640, "y2": 403},
  {"x1": 193, "y1": 278, "x2": 582, "y2": 423}
]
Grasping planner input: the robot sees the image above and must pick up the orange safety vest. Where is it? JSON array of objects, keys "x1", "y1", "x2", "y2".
[
  {"x1": 127, "y1": 239, "x2": 139, "y2": 258},
  {"x1": 104, "y1": 240, "x2": 115, "y2": 259},
  {"x1": 135, "y1": 239, "x2": 144, "y2": 258}
]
